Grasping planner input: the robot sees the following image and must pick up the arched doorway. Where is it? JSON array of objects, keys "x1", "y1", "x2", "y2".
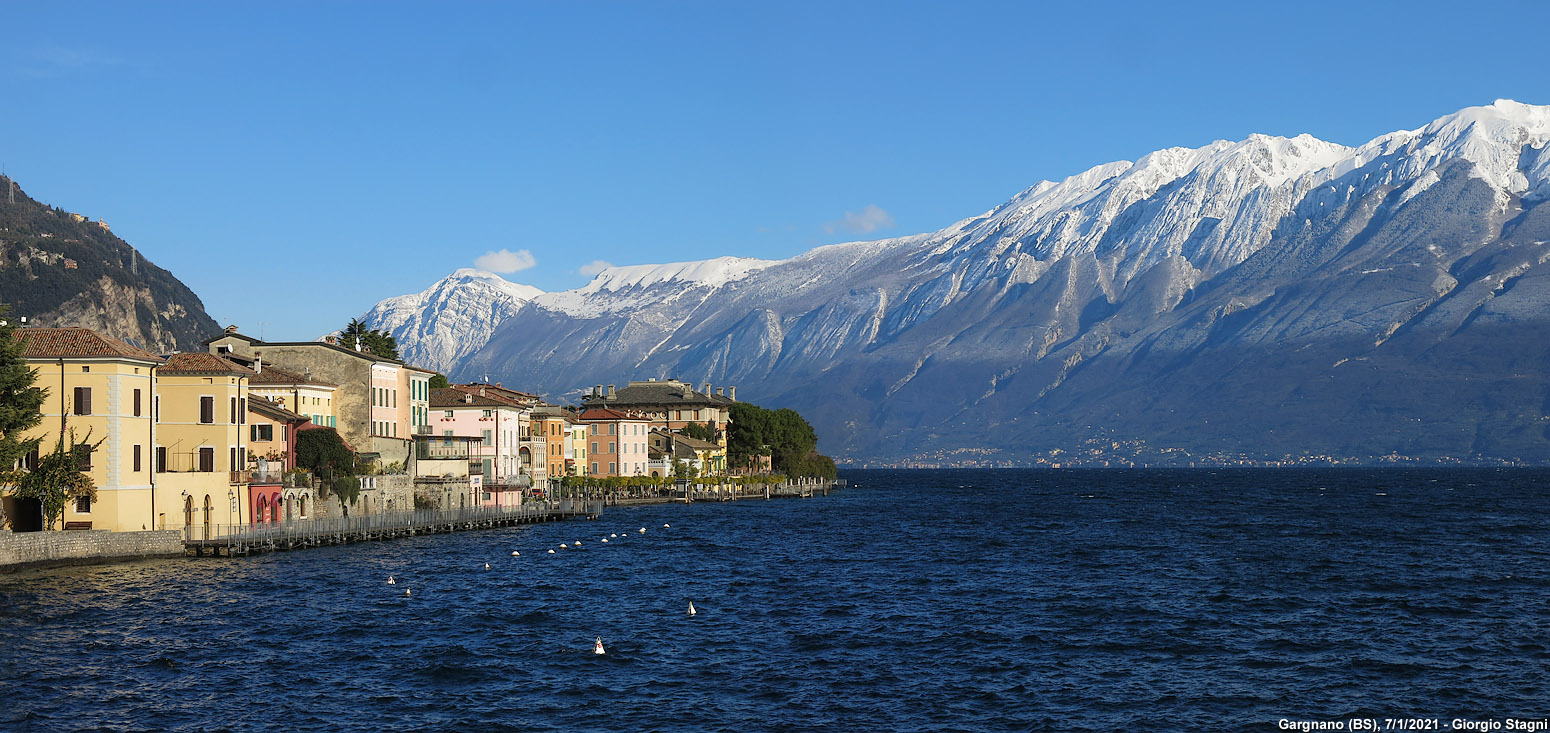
[
  {"x1": 258, "y1": 495, "x2": 269, "y2": 524},
  {"x1": 298, "y1": 495, "x2": 307, "y2": 519},
  {"x1": 184, "y1": 495, "x2": 194, "y2": 529},
  {"x1": 202, "y1": 494, "x2": 212, "y2": 538}
]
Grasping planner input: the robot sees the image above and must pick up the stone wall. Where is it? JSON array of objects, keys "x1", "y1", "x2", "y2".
[
  {"x1": 311, "y1": 474, "x2": 415, "y2": 519},
  {"x1": 0, "y1": 529, "x2": 183, "y2": 572}
]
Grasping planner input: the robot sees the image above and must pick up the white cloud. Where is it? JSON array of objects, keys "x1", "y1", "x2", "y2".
[
  {"x1": 823, "y1": 204, "x2": 895, "y2": 235},
  {"x1": 474, "y1": 248, "x2": 537, "y2": 273},
  {"x1": 578, "y1": 259, "x2": 613, "y2": 276}
]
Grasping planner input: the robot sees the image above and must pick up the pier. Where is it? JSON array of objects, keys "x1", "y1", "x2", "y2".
[{"x1": 183, "y1": 501, "x2": 604, "y2": 557}]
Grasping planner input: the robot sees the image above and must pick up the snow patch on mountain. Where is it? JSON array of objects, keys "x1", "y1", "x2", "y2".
[
  {"x1": 359, "y1": 268, "x2": 544, "y2": 372},
  {"x1": 535, "y1": 256, "x2": 777, "y2": 317}
]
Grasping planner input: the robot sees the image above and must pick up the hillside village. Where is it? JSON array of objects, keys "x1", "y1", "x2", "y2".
[{"x1": 0, "y1": 323, "x2": 801, "y2": 537}]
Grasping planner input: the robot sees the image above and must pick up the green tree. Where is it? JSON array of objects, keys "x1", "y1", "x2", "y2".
[
  {"x1": 429, "y1": 373, "x2": 449, "y2": 389},
  {"x1": 13, "y1": 431, "x2": 100, "y2": 529},
  {"x1": 296, "y1": 428, "x2": 354, "y2": 481},
  {"x1": 0, "y1": 305, "x2": 46, "y2": 477},
  {"x1": 338, "y1": 318, "x2": 400, "y2": 360},
  {"x1": 727, "y1": 401, "x2": 831, "y2": 477}
]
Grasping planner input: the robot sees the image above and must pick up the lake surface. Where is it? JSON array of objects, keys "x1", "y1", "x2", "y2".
[{"x1": 3, "y1": 468, "x2": 1549, "y2": 731}]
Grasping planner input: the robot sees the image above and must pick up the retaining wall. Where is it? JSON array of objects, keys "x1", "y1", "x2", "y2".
[{"x1": 0, "y1": 529, "x2": 183, "y2": 572}]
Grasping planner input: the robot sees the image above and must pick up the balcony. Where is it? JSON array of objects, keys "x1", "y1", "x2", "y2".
[
  {"x1": 414, "y1": 424, "x2": 432, "y2": 436},
  {"x1": 229, "y1": 470, "x2": 251, "y2": 485}
]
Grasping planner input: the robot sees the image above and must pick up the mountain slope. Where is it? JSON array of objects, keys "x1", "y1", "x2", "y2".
[
  {"x1": 387, "y1": 100, "x2": 1550, "y2": 464},
  {"x1": 0, "y1": 176, "x2": 220, "y2": 352}
]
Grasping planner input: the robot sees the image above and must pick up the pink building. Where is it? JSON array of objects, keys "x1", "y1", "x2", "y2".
[
  {"x1": 578, "y1": 408, "x2": 653, "y2": 477},
  {"x1": 429, "y1": 387, "x2": 530, "y2": 507}
]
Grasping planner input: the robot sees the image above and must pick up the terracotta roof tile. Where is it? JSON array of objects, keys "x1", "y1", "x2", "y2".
[
  {"x1": 160, "y1": 352, "x2": 257, "y2": 376},
  {"x1": 15, "y1": 327, "x2": 165, "y2": 363},
  {"x1": 246, "y1": 363, "x2": 337, "y2": 387}
]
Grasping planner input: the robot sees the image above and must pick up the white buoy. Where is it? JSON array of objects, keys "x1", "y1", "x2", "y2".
[
  {"x1": 639, "y1": 528, "x2": 646, "y2": 534},
  {"x1": 610, "y1": 533, "x2": 617, "y2": 538},
  {"x1": 594, "y1": 637, "x2": 606, "y2": 655},
  {"x1": 575, "y1": 540, "x2": 582, "y2": 546},
  {"x1": 687, "y1": 601, "x2": 697, "y2": 616},
  {"x1": 485, "y1": 562, "x2": 491, "y2": 570},
  {"x1": 602, "y1": 538, "x2": 609, "y2": 543},
  {"x1": 404, "y1": 589, "x2": 412, "y2": 596},
  {"x1": 548, "y1": 549, "x2": 556, "y2": 554},
  {"x1": 663, "y1": 524, "x2": 670, "y2": 528},
  {"x1": 387, "y1": 575, "x2": 396, "y2": 585},
  {"x1": 560, "y1": 543, "x2": 568, "y2": 549},
  {"x1": 511, "y1": 550, "x2": 520, "y2": 556}
]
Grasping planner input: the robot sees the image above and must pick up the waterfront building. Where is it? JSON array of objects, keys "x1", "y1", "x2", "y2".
[
  {"x1": 234, "y1": 357, "x2": 337, "y2": 430},
  {"x1": 531, "y1": 405, "x2": 574, "y2": 477},
  {"x1": 648, "y1": 429, "x2": 727, "y2": 476},
  {"x1": 154, "y1": 352, "x2": 254, "y2": 536},
  {"x1": 5, "y1": 328, "x2": 163, "y2": 532},
  {"x1": 411, "y1": 433, "x2": 483, "y2": 510},
  {"x1": 580, "y1": 379, "x2": 736, "y2": 447},
  {"x1": 245, "y1": 395, "x2": 313, "y2": 524},
  {"x1": 429, "y1": 387, "x2": 531, "y2": 506},
  {"x1": 204, "y1": 327, "x2": 434, "y2": 468},
  {"x1": 577, "y1": 407, "x2": 652, "y2": 477}
]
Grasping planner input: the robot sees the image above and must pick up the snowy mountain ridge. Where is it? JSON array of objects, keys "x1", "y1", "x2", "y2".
[{"x1": 366, "y1": 100, "x2": 1550, "y2": 464}]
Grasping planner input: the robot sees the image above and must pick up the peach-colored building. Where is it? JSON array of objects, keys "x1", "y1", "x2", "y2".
[{"x1": 578, "y1": 407, "x2": 652, "y2": 477}]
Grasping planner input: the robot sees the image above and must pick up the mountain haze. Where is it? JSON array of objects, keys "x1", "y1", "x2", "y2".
[{"x1": 364, "y1": 101, "x2": 1550, "y2": 465}]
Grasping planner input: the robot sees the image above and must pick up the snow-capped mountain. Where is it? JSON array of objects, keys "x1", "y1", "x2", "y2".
[
  {"x1": 376, "y1": 101, "x2": 1550, "y2": 464},
  {"x1": 359, "y1": 268, "x2": 543, "y2": 373}
]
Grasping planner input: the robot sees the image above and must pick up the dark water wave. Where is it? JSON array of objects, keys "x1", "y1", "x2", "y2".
[{"x1": 3, "y1": 468, "x2": 1550, "y2": 730}]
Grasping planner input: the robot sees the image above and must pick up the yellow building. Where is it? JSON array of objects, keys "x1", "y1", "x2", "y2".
[
  {"x1": 153, "y1": 352, "x2": 254, "y2": 537},
  {"x1": 238, "y1": 358, "x2": 337, "y2": 430},
  {"x1": 7, "y1": 328, "x2": 162, "y2": 532}
]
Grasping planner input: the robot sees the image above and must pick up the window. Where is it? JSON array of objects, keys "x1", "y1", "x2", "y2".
[
  {"x1": 609, "y1": 462, "x2": 616, "y2": 474},
  {"x1": 230, "y1": 397, "x2": 238, "y2": 424},
  {"x1": 608, "y1": 424, "x2": 615, "y2": 435},
  {"x1": 252, "y1": 424, "x2": 273, "y2": 441},
  {"x1": 156, "y1": 446, "x2": 167, "y2": 473},
  {"x1": 230, "y1": 447, "x2": 238, "y2": 471},
  {"x1": 74, "y1": 443, "x2": 92, "y2": 470},
  {"x1": 23, "y1": 445, "x2": 39, "y2": 470},
  {"x1": 200, "y1": 396, "x2": 214, "y2": 424},
  {"x1": 591, "y1": 441, "x2": 598, "y2": 454},
  {"x1": 133, "y1": 389, "x2": 142, "y2": 417},
  {"x1": 198, "y1": 447, "x2": 215, "y2": 472},
  {"x1": 483, "y1": 409, "x2": 492, "y2": 418},
  {"x1": 608, "y1": 442, "x2": 615, "y2": 454},
  {"x1": 133, "y1": 444, "x2": 142, "y2": 472},
  {"x1": 483, "y1": 429, "x2": 492, "y2": 443},
  {"x1": 239, "y1": 398, "x2": 245, "y2": 424},
  {"x1": 591, "y1": 462, "x2": 598, "y2": 474},
  {"x1": 75, "y1": 495, "x2": 91, "y2": 513},
  {"x1": 154, "y1": 395, "x2": 160, "y2": 422},
  {"x1": 444, "y1": 410, "x2": 454, "y2": 418},
  {"x1": 82, "y1": 366, "x2": 90, "y2": 373},
  {"x1": 73, "y1": 387, "x2": 91, "y2": 415}
]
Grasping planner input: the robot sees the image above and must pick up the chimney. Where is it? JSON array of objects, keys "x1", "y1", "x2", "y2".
[
  {"x1": 702, "y1": 382, "x2": 711, "y2": 395},
  {"x1": 594, "y1": 385, "x2": 603, "y2": 400},
  {"x1": 225, "y1": 324, "x2": 238, "y2": 334},
  {"x1": 729, "y1": 386, "x2": 736, "y2": 401},
  {"x1": 324, "y1": 335, "x2": 337, "y2": 345},
  {"x1": 716, "y1": 387, "x2": 724, "y2": 397},
  {"x1": 254, "y1": 352, "x2": 263, "y2": 374},
  {"x1": 607, "y1": 385, "x2": 616, "y2": 398}
]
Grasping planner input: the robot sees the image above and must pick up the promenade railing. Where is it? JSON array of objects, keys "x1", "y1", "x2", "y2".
[{"x1": 183, "y1": 500, "x2": 602, "y2": 544}]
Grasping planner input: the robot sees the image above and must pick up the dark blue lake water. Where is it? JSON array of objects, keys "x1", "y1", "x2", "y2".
[{"x1": 4, "y1": 468, "x2": 1550, "y2": 731}]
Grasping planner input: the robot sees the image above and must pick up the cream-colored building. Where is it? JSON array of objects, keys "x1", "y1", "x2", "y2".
[
  {"x1": 6, "y1": 328, "x2": 162, "y2": 532},
  {"x1": 153, "y1": 352, "x2": 254, "y2": 537}
]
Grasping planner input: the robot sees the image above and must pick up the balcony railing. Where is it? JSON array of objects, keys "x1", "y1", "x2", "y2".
[{"x1": 229, "y1": 470, "x2": 250, "y2": 485}]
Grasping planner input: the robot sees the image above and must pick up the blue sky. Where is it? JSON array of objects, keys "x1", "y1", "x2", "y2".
[{"x1": 4, "y1": 1, "x2": 1549, "y2": 341}]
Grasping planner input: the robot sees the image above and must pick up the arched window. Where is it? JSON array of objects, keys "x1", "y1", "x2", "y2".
[{"x1": 184, "y1": 495, "x2": 194, "y2": 528}]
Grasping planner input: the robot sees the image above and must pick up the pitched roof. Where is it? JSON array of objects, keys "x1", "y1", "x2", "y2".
[
  {"x1": 430, "y1": 387, "x2": 509, "y2": 408},
  {"x1": 583, "y1": 379, "x2": 734, "y2": 409},
  {"x1": 160, "y1": 352, "x2": 257, "y2": 376},
  {"x1": 454, "y1": 383, "x2": 540, "y2": 406},
  {"x1": 15, "y1": 327, "x2": 164, "y2": 363},
  {"x1": 248, "y1": 395, "x2": 307, "y2": 423}
]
